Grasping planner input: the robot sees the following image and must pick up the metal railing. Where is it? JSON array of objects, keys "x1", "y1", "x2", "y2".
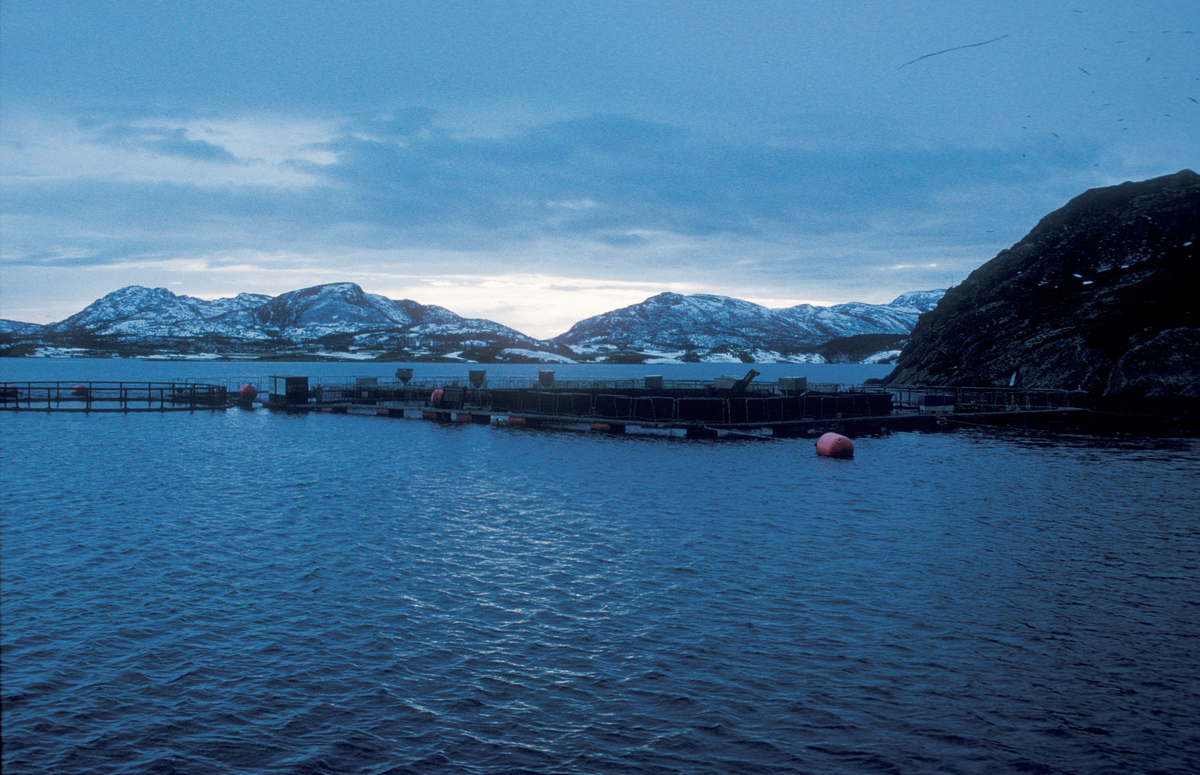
[
  {"x1": 0, "y1": 382, "x2": 228, "y2": 411},
  {"x1": 888, "y1": 386, "x2": 1091, "y2": 413},
  {"x1": 487, "y1": 388, "x2": 893, "y2": 426}
]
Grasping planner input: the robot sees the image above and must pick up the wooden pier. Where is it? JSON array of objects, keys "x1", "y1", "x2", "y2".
[{"x1": 0, "y1": 381, "x2": 229, "y2": 412}]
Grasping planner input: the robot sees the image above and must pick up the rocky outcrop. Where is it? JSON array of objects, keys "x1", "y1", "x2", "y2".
[
  {"x1": 1105, "y1": 328, "x2": 1200, "y2": 398},
  {"x1": 884, "y1": 170, "x2": 1199, "y2": 398}
]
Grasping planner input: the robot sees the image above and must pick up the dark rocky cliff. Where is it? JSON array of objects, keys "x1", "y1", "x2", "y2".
[{"x1": 884, "y1": 170, "x2": 1199, "y2": 398}]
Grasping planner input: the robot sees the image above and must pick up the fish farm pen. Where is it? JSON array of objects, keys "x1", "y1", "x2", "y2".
[
  {"x1": 0, "y1": 381, "x2": 228, "y2": 412},
  {"x1": 0, "y1": 370, "x2": 1112, "y2": 435},
  {"x1": 253, "y1": 370, "x2": 1095, "y2": 437}
]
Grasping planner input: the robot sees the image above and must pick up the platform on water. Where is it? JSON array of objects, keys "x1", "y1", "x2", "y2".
[
  {"x1": 2, "y1": 370, "x2": 1116, "y2": 434},
  {"x1": 0, "y1": 381, "x2": 229, "y2": 412},
  {"x1": 258, "y1": 370, "x2": 1096, "y2": 437}
]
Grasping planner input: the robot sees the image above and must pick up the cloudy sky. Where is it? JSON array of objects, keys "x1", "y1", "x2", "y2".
[{"x1": 2, "y1": 1, "x2": 1196, "y2": 337}]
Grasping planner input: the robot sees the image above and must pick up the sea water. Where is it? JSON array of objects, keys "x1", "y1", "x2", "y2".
[{"x1": 2, "y1": 360, "x2": 1198, "y2": 774}]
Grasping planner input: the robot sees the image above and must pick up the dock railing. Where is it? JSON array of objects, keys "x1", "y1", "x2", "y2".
[
  {"x1": 292, "y1": 375, "x2": 883, "y2": 394},
  {"x1": 888, "y1": 386, "x2": 1091, "y2": 413},
  {"x1": 287, "y1": 376, "x2": 884, "y2": 404},
  {"x1": 1, "y1": 381, "x2": 228, "y2": 411}
]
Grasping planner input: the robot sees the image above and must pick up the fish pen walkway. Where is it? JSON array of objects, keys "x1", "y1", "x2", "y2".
[
  {"x1": 0, "y1": 382, "x2": 229, "y2": 412},
  {"x1": 1, "y1": 372, "x2": 1101, "y2": 433},
  {"x1": 263, "y1": 372, "x2": 1094, "y2": 437}
]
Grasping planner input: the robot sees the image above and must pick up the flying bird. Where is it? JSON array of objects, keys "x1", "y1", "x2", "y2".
[{"x1": 898, "y1": 34, "x2": 1009, "y2": 69}]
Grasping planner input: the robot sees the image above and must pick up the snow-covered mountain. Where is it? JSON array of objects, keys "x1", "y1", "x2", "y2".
[
  {"x1": 888, "y1": 290, "x2": 944, "y2": 312},
  {"x1": 4, "y1": 283, "x2": 945, "y2": 362},
  {"x1": 32, "y1": 283, "x2": 559, "y2": 356},
  {"x1": 219, "y1": 283, "x2": 535, "y2": 348},
  {"x1": 0, "y1": 319, "x2": 45, "y2": 335},
  {"x1": 552, "y1": 290, "x2": 945, "y2": 357},
  {"x1": 46, "y1": 287, "x2": 274, "y2": 342}
]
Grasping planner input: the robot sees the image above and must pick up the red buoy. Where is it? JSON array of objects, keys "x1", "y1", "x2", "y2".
[
  {"x1": 430, "y1": 388, "x2": 444, "y2": 408},
  {"x1": 816, "y1": 432, "x2": 854, "y2": 458},
  {"x1": 237, "y1": 383, "x2": 258, "y2": 402},
  {"x1": 71, "y1": 384, "x2": 90, "y2": 398}
]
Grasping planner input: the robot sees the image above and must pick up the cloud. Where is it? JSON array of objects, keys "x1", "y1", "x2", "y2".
[
  {"x1": 315, "y1": 111, "x2": 1099, "y2": 245},
  {"x1": 1, "y1": 105, "x2": 1115, "y2": 277},
  {"x1": 1, "y1": 97, "x2": 1191, "y2": 330},
  {"x1": 0, "y1": 111, "x2": 333, "y2": 189},
  {"x1": 93, "y1": 124, "x2": 240, "y2": 163}
]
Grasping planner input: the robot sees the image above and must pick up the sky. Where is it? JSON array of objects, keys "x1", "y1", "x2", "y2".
[{"x1": 1, "y1": 1, "x2": 1196, "y2": 338}]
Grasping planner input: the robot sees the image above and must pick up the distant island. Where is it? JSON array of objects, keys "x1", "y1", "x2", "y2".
[{"x1": 0, "y1": 284, "x2": 943, "y2": 366}]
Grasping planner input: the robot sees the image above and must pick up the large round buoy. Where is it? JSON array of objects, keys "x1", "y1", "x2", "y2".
[
  {"x1": 430, "y1": 388, "x2": 444, "y2": 408},
  {"x1": 71, "y1": 384, "x2": 90, "y2": 398},
  {"x1": 816, "y1": 432, "x2": 854, "y2": 458},
  {"x1": 237, "y1": 383, "x2": 258, "y2": 402}
]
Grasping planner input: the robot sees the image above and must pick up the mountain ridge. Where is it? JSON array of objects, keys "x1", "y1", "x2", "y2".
[
  {"x1": 1, "y1": 282, "x2": 945, "y2": 363},
  {"x1": 557, "y1": 290, "x2": 941, "y2": 357}
]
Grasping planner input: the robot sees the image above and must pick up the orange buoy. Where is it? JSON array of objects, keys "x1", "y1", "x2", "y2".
[
  {"x1": 237, "y1": 383, "x2": 258, "y2": 402},
  {"x1": 430, "y1": 388, "x2": 444, "y2": 408},
  {"x1": 816, "y1": 432, "x2": 854, "y2": 458}
]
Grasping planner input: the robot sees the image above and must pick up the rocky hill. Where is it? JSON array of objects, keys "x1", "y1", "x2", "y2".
[
  {"x1": 884, "y1": 169, "x2": 1199, "y2": 399},
  {"x1": 30, "y1": 282, "x2": 562, "y2": 360},
  {"x1": 45, "y1": 287, "x2": 273, "y2": 343},
  {"x1": 552, "y1": 291, "x2": 942, "y2": 362},
  {"x1": 0, "y1": 319, "x2": 45, "y2": 335}
]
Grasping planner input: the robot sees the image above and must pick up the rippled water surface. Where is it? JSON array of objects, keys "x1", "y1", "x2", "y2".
[{"x1": 3, "y1": 364, "x2": 1199, "y2": 774}]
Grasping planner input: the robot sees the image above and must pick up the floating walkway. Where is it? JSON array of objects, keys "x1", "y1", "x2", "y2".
[
  {"x1": 259, "y1": 371, "x2": 1093, "y2": 438},
  {"x1": 1, "y1": 371, "x2": 1098, "y2": 435},
  {"x1": 0, "y1": 381, "x2": 229, "y2": 412}
]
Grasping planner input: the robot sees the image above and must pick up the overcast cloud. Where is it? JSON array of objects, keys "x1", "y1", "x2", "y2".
[{"x1": 2, "y1": 1, "x2": 1196, "y2": 337}]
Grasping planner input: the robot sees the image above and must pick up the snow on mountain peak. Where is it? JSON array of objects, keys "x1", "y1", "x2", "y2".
[
  {"x1": 554, "y1": 290, "x2": 945, "y2": 352},
  {"x1": 19, "y1": 283, "x2": 946, "y2": 362},
  {"x1": 889, "y1": 289, "x2": 946, "y2": 312}
]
